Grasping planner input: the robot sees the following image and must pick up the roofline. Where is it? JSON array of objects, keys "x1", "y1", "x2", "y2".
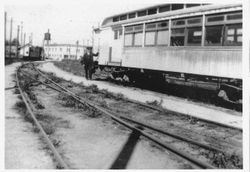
[
  {"x1": 44, "y1": 43, "x2": 88, "y2": 48},
  {"x1": 101, "y1": 3, "x2": 241, "y2": 28}
]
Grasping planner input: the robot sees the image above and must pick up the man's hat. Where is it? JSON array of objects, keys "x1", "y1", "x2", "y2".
[{"x1": 86, "y1": 47, "x2": 92, "y2": 50}]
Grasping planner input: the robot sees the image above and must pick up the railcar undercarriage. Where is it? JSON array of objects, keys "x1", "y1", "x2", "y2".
[{"x1": 95, "y1": 64, "x2": 242, "y2": 110}]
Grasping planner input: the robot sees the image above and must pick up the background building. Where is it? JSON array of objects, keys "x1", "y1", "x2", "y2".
[{"x1": 44, "y1": 44, "x2": 88, "y2": 61}]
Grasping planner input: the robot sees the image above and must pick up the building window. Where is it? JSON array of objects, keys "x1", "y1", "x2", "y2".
[
  {"x1": 60, "y1": 48, "x2": 62, "y2": 51},
  {"x1": 205, "y1": 25, "x2": 223, "y2": 46},
  {"x1": 124, "y1": 34, "x2": 133, "y2": 46},
  {"x1": 187, "y1": 27, "x2": 202, "y2": 45},
  {"x1": 145, "y1": 31, "x2": 156, "y2": 45}
]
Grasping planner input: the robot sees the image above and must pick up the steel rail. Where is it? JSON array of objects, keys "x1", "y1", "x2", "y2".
[
  {"x1": 15, "y1": 67, "x2": 70, "y2": 169},
  {"x1": 117, "y1": 115, "x2": 224, "y2": 153},
  {"x1": 34, "y1": 63, "x2": 242, "y2": 131},
  {"x1": 21, "y1": 70, "x2": 223, "y2": 153},
  {"x1": 30, "y1": 65, "x2": 216, "y2": 169}
]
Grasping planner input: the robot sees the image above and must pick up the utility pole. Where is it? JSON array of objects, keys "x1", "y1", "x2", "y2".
[
  {"x1": 20, "y1": 22, "x2": 23, "y2": 47},
  {"x1": 30, "y1": 32, "x2": 33, "y2": 45},
  {"x1": 83, "y1": 39, "x2": 85, "y2": 56},
  {"x1": 92, "y1": 26, "x2": 94, "y2": 48},
  {"x1": 16, "y1": 25, "x2": 20, "y2": 58},
  {"x1": 23, "y1": 33, "x2": 26, "y2": 56},
  {"x1": 9, "y1": 17, "x2": 13, "y2": 58},
  {"x1": 76, "y1": 40, "x2": 79, "y2": 60},
  {"x1": 4, "y1": 12, "x2": 7, "y2": 57}
]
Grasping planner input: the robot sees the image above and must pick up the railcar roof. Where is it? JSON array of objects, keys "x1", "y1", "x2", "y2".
[{"x1": 101, "y1": 4, "x2": 242, "y2": 28}]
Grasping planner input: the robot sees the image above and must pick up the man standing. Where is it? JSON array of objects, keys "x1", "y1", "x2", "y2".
[{"x1": 80, "y1": 47, "x2": 99, "y2": 80}]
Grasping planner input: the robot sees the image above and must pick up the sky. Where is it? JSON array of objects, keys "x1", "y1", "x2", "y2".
[
  {"x1": 4, "y1": 0, "x2": 242, "y2": 47},
  {"x1": 4, "y1": 0, "x2": 152, "y2": 46}
]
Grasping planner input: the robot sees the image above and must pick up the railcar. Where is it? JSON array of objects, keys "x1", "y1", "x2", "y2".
[
  {"x1": 23, "y1": 46, "x2": 44, "y2": 61},
  {"x1": 93, "y1": 3, "x2": 242, "y2": 103}
]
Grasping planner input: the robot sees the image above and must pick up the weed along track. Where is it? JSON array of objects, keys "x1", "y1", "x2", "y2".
[{"x1": 15, "y1": 62, "x2": 243, "y2": 169}]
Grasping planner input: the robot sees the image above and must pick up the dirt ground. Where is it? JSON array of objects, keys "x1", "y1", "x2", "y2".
[
  {"x1": 33, "y1": 84, "x2": 193, "y2": 169},
  {"x1": 5, "y1": 63, "x2": 54, "y2": 169},
  {"x1": 39, "y1": 62, "x2": 242, "y2": 129},
  {"x1": 11, "y1": 63, "x2": 242, "y2": 169}
]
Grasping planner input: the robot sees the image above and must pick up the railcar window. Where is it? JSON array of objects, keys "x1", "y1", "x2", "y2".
[
  {"x1": 186, "y1": 4, "x2": 200, "y2": 8},
  {"x1": 158, "y1": 22, "x2": 168, "y2": 28},
  {"x1": 187, "y1": 18, "x2": 202, "y2": 25},
  {"x1": 114, "y1": 29, "x2": 123, "y2": 40},
  {"x1": 207, "y1": 15, "x2": 224, "y2": 22},
  {"x1": 224, "y1": 24, "x2": 242, "y2": 46},
  {"x1": 113, "y1": 17, "x2": 119, "y2": 22},
  {"x1": 187, "y1": 27, "x2": 202, "y2": 45},
  {"x1": 124, "y1": 34, "x2": 133, "y2": 46},
  {"x1": 146, "y1": 23, "x2": 157, "y2": 30},
  {"x1": 134, "y1": 25, "x2": 143, "y2": 31},
  {"x1": 171, "y1": 28, "x2": 185, "y2": 35},
  {"x1": 129, "y1": 13, "x2": 136, "y2": 19},
  {"x1": 172, "y1": 4, "x2": 184, "y2": 11},
  {"x1": 148, "y1": 8, "x2": 157, "y2": 15},
  {"x1": 125, "y1": 27, "x2": 133, "y2": 32},
  {"x1": 205, "y1": 25, "x2": 223, "y2": 46},
  {"x1": 120, "y1": 15, "x2": 127, "y2": 21},
  {"x1": 157, "y1": 30, "x2": 169, "y2": 45},
  {"x1": 227, "y1": 13, "x2": 242, "y2": 20},
  {"x1": 171, "y1": 28, "x2": 185, "y2": 46},
  {"x1": 172, "y1": 20, "x2": 185, "y2": 27},
  {"x1": 134, "y1": 32, "x2": 143, "y2": 46},
  {"x1": 159, "y1": 5, "x2": 170, "y2": 13},
  {"x1": 171, "y1": 36, "x2": 185, "y2": 46},
  {"x1": 114, "y1": 30, "x2": 119, "y2": 40},
  {"x1": 145, "y1": 31, "x2": 156, "y2": 45},
  {"x1": 119, "y1": 29, "x2": 123, "y2": 36},
  {"x1": 138, "y1": 10, "x2": 147, "y2": 17}
]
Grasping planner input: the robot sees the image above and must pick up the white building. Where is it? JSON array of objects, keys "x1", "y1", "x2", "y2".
[{"x1": 44, "y1": 43, "x2": 88, "y2": 61}]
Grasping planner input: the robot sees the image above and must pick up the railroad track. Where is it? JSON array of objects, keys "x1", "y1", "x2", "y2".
[{"x1": 16, "y1": 62, "x2": 243, "y2": 169}]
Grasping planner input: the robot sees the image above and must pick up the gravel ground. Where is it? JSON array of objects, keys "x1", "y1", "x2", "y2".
[
  {"x1": 5, "y1": 63, "x2": 54, "y2": 169},
  {"x1": 39, "y1": 62, "x2": 242, "y2": 129}
]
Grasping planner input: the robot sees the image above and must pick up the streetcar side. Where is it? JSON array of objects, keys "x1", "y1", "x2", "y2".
[{"x1": 93, "y1": 4, "x2": 242, "y2": 102}]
